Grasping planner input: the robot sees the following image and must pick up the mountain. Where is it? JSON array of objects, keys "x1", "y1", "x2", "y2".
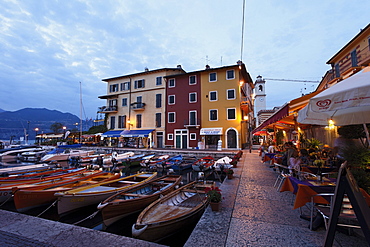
[
  {"x1": 0, "y1": 108, "x2": 6, "y2": 113},
  {"x1": 0, "y1": 108, "x2": 94, "y2": 141}
]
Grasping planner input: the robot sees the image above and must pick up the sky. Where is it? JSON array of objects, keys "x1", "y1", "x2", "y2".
[{"x1": 1, "y1": 0, "x2": 369, "y2": 119}]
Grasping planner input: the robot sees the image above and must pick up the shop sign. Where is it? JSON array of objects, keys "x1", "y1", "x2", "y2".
[{"x1": 200, "y1": 128, "x2": 223, "y2": 135}]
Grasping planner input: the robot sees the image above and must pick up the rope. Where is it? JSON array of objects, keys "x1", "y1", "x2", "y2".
[
  {"x1": 37, "y1": 199, "x2": 58, "y2": 217},
  {"x1": 0, "y1": 195, "x2": 14, "y2": 207},
  {"x1": 72, "y1": 210, "x2": 100, "y2": 225}
]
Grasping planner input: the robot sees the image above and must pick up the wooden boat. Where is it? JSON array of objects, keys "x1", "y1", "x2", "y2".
[
  {"x1": 171, "y1": 156, "x2": 197, "y2": 171},
  {"x1": 212, "y1": 156, "x2": 233, "y2": 171},
  {"x1": 192, "y1": 156, "x2": 214, "y2": 171},
  {"x1": 97, "y1": 175, "x2": 182, "y2": 229},
  {"x1": 0, "y1": 167, "x2": 74, "y2": 181},
  {"x1": 140, "y1": 155, "x2": 170, "y2": 168},
  {"x1": 0, "y1": 168, "x2": 88, "y2": 186},
  {"x1": 55, "y1": 172, "x2": 157, "y2": 216},
  {"x1": 0, "y1": 169, "x2": 91, "y2": 204},
  {"x1": 12, "y1": 171, "x2": 120, "y2": 212},
  {"x1": 132, "y1": 181, "x2": 213, "y2": 242}
]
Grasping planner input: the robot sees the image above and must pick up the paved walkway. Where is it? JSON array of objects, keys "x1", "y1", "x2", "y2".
[{"x1": 185, "y1": 149, "x2": 368, "y2": 247}]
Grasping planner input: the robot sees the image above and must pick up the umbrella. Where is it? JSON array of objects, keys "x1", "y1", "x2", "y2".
[
  {"x1": 253, "y1": 130, "x2": 268, "y2": 136},
  {"x1": 297, "y1": 67, "x2": 370, "y2": 144}
]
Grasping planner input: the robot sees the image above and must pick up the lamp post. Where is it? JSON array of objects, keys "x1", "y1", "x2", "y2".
[{"x1": 34, "y1": 128, "x2": 39, "y2": 144}]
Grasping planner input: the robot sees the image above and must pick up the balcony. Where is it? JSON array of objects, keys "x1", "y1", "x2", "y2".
[
  {"x1": 183, "y1": 120, "x2": 200, "y2": 128},
  {"x1": 131, "y1": 102, "x2": 146, "y2": 111},
  {"x1": 97, "y1": 106, "x2": 118, "y2": 113}
]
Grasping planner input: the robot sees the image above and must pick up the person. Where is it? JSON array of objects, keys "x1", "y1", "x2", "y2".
[
  {"x1": 282, "y1": 142, "x2": 296, "y2": 167},
  {"x1": 288, "y1": 149, "x2": 302, "y2": 174},
  {"x1": 268, "y1": 142, "x2": 276, "y2": 153}
]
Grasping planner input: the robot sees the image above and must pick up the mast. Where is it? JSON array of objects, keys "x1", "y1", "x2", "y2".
[{"x1": 79, "y1": 81, "x2": 83, "y2": 144}]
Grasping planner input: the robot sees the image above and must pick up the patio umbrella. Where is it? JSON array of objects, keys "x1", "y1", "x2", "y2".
[
  {"x1": 253, "y1": 130, "x2": 268, "y2": 136},
  {"x1": 297, "y1": 67, "x2": 370, "y2": 145}
]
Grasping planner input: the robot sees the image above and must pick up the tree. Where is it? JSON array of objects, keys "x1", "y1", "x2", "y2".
[
  {"x1": 50, "y1": 122, "x2": 64, "y2": 133},
  {"x1": 86, "y1": 125, "x2": 107, "y2": 134}
]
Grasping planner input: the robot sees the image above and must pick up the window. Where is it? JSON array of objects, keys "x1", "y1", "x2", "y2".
[
  {"x1": 168, "y1": 112, "x2": 175, "y2": 123},
  {"x1": 109, "y1": 84, "x2": 119, "y2": 92},
  {"x1": 168, "y1": 95, "x2": 175, "y2": 105},
  {"x1": 156, "y1": 76, "x2": 162, "y2": 85},
  {"x1": 189, "y1": 92, "x2": 197, "y2": 103},
  {"x1": 168, "y1": 133, "x2": 173, "y2": 140},
  {"x1": 209, "y1": 72, "x2": 217, "y2": 82},
  {"x1": 209, "y1": 109, "x2": 218, "y2": 121},
  {"x1": 134, "y1": 79, "x2": 145, "y2": 89},
  {"x1": 136, "y1": 114, "x2": 142, "y2": 128},
  {"x1": 118, "y1": 115, "x2": 126, "y2": 128},
  {"x1": 168, "y1": 78, "x2": 175, "y2": 87},
  {"x1": 156, "y1": 94, "x2": 162, "y2": 108},
  {"x1": 155, "y1": 113, "x2": 161, "y2": 127},
  {"x1": 122, "y1": 98, "x2": 128, "y2": 106},
  {"x1": 334, "y1": 63, "x2": 340, "y2": 78},
  {"x1": 110, "y1": 116, "x2": 115, "y2": 129},
  {"x1": 189, "y1": 75, "x2": 196, "y2": 85},
  {"x1": 190, "y1": 133, "x2": 196, "y2": 140},
  {"x1": 227, "y1": 108, "x2": 236, "y2": 120},
  {"x1": 209, "y1": 91, "x2": 217, "y2": 101},
  {"x1": 351, "y1": 49, "x2": 358, "y2": 67},
  {"x1": 226, "y1": 70, "x2": 235, "y2": 79},
  {"x1": 189, "y1": 111, "x2": 196, "y2": 125},
  {"x1": 227, "y1": 89, "x2": 236, "y2": 100},
  {"x1": 120, "y1": 81, "x2": 130, "y2": 91}
]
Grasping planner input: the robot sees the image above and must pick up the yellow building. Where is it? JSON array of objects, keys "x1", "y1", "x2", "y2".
[{"x1": 199, "y1": 62, "x2": 254, "y2": 150}]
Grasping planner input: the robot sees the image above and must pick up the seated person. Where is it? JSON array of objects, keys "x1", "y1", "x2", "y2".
[{"x1": 288, "y1": 150, "x2": 302, "y2": 174}]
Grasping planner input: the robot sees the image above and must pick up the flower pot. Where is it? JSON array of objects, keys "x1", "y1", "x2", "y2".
[{"x1": 210, "y1": 202, "x2": 221, "y2": 211}]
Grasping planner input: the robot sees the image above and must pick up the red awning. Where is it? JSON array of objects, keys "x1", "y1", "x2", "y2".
[{"x1": 252, "y1": 104, "x2": 289, "y2": 133}]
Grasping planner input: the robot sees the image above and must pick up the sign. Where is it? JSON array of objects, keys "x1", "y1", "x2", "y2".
[{"x1": 200, "y1": 128, "x2": 223, "y2": 135}]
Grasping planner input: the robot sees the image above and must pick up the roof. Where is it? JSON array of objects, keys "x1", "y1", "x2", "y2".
[{"x1": 102, "y1": 67, "x2": 186, "y2": 82}]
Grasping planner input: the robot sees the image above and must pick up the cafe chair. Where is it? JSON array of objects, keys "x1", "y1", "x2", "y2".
[
  {"x1": 273, "y1": 163, "x2": 291, "y2": 191},
  {"x1": 309, "y1": 193, "x2": 360, "y2": 232}
]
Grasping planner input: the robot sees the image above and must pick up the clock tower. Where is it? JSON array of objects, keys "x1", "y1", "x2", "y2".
[{"x1": 254, "y1": 75, "x2": 266, "y2": 125}]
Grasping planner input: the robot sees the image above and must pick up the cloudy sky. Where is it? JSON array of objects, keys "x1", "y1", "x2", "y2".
[{"x1": 1, "y1": 0, "x2": 369, "y2": 119}]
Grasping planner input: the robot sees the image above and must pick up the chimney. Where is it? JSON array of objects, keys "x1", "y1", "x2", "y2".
[
  {"x1": 205, "y1": 64, "x2": 210, "y2": 70},
  {"x1": 177, "y1": 65, "x2": 182, "y2": 69},
  {"x1": 236, "y1": 60, "x2": 242, "y2": 65},
  {"x1": 144, "y1": 67, "x2": 149, "y2": 72}
]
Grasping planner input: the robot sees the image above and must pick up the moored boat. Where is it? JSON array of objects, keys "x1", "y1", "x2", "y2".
[
  {"x1": 41, "y1": 146, "x2": 95, "y2": 162},
  {"x1": 55, "y1": 172, "x2": 157, "y2": 216},
  {"x1": 171, "y1": 156, "x2": 197, "y2": 171},
  {"x1": 97, "y1": 175, "x2": 182, "y2": 229},
  {"x1": 0, "y1": 164, "x2": 53, "y2": 176},
  {"x1": 0, "y1": 145, "x2": 43, "y2": 162},
  {"x1": 191, "y1": 156, "x2": 214, "y2": 171},
  {"x1": 12, "y1": 171, "x2": 120, "y2": 212},
  {"x1": 212, "y1": 156, "x2": 233, "y2": 171},
  {"x1": 131, "y1": 180, "x2": 213, "y2": 242}
]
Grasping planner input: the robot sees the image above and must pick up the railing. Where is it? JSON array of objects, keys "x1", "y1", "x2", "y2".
[
  {"x1": 97, "y1": 106, "x2": 117, "y2": 113},
  {"x1": 183, "y1": 120, "x2": 200, "y2": 128},
  {"x1": 131, "y1": 102, "x2": 145, "y2": 110}
]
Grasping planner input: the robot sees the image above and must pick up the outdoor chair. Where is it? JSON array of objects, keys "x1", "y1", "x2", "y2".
[{"x1": 273, "y1": 163, "x2": 291, "y2": 191}]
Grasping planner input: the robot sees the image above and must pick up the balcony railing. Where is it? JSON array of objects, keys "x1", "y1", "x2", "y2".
[
  {"x1": 183, "y1": 120, "x2": 200, "y2": 128},
  {"x1": 97, "y1": 106, "x2": 117, "y2": 113},
  {"x1": 131, "y1": 102, "x2": 146, "y2": 111}
]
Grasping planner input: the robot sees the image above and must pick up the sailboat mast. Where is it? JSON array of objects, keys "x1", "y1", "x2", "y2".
[{"x1": 79, "y1": 81, "x2": 83, "y2": 144}]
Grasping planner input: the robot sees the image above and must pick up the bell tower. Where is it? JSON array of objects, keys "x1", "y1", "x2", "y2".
[{"x1": 254, "y1": 75, "x2": 266, "y2": 124}]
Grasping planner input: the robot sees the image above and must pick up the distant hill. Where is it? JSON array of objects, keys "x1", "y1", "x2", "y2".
[
  {"x1": 0, "y1": 108, "x2": 93, "y2": 141},
  {"x1": 0, "y1": 108, "x2": 6, "y2": 113}
]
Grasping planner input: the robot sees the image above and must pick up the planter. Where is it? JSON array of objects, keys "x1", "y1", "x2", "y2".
[{"x1": 210, "y1": 202, "x2": 221, "y2": 211}]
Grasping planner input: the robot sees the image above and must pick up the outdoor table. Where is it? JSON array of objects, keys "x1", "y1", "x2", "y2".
[
  {"x1": 301, "y1": 166, "x2": 337, "y2": 174},
  {"x1": 280, "y1": 176, "x2": 336, "y2": 209}
]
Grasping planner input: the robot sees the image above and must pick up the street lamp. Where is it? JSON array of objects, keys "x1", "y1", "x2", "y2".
[{"x1": 34, "y1": 128, "x2": 39, "y2": 144}]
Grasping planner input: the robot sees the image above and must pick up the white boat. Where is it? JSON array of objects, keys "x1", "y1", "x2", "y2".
[
  {"x1": 212, "y1": 156, "x2": 233, "y2": 171},
  {"x1": 100, "y1": 151, "x2": 135, "y2": 167},
  {"x1": 0, "y1": 146, "x2": 45, "y2": 162},
  {"x1": 19, "y1": 147, "x2": 53, "y2": 162},
  {"x1": 41, "y1": 147, "x2": 94, "y2": 162}
]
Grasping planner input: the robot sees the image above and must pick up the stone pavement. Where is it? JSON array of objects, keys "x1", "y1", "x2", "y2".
[{"x1": 185, "y1": 149, "x2": 368, "y2": 247}]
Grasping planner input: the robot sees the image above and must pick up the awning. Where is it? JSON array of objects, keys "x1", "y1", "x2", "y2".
[
  {"x1": 200, "y1": 128, "x2": 223, "y2": 135},
  {"x1": 102, "y1": 130, "x2": 123, "y2": 137},
  {"x1": 252, "y1": 104, "x2": 289, "y2": 133},
  {"x1": 121, "y1": 129, "x2": 154, "y2": 137}
]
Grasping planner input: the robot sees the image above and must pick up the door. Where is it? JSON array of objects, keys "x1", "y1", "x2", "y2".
[{"x1": 227, "y1": 129, "x2": 237, "y2": 149}]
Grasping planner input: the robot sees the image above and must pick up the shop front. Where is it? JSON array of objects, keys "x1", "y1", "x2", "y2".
[
  {"x1": 120, "y1": 129, "x2": 155, "y2": 148},
  {"x1": 200, "y1": 128, "x2": 223, "y2": 150}
]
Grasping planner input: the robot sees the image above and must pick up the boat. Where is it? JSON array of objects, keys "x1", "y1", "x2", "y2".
[
  {"x1": 192, "y1": 156, "x2": 214, "y2": 171},
  {"x1": 100, "y1": 151, "x2": 135, "y2": 166},
  {"x1": 140, "y1": 154, "x2": 170, "y2": 168},
  {"x1": 131, "y1": 180, "x2": 213, "y2": 242},
  {"x1": 0, "y1": 164, "x2": 54, "y2": 179},
  {"x1": 0, "y1": 167, "x2": 88, "y2": 186},
  {"x1": 12, "y1": 171, "x2": 120, "y2": 212},
  {"x1": 171, "y1": 156, "x2": 197, "y2": 171},
  {"x1": 0, "y1": 167, "x2": 73, "y2": 181},
  {"x1": 0, "y1": 146, "x2": 46, "y2": 162},
  {"x1": 18, "y1": 149, "x2": 50, "y2": 162},
  {"x1": 97, "y1": 175, "x2": 182, "y2": 229},
  {"x1": 55, "y1": 172, "x2": 157, "y2": 216},
  {"x1": 163, "y1": 155, "x2": 183, "y2": 169},
  {"x1": 41, "y1": 146, "x2": 95, "y2": 162},
  {"x1": 212, "y1": 156, "x2": 234, "y2": 171}
]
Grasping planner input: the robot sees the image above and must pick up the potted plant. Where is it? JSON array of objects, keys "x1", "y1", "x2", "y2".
[
  {"x1": 225, "y1": 168, "x2": 234, "y2": 179},
  {"x1": 205, "y1": 186, "x2": 222, "y2": 211}
]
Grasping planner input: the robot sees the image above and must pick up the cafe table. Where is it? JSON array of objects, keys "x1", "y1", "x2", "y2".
[
  {"x1": 301, "y1": 165, "x2": 337, "y2": 174},
  {"x1": 280, "y1": 176, "x2": 336, "y2": 209}
]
